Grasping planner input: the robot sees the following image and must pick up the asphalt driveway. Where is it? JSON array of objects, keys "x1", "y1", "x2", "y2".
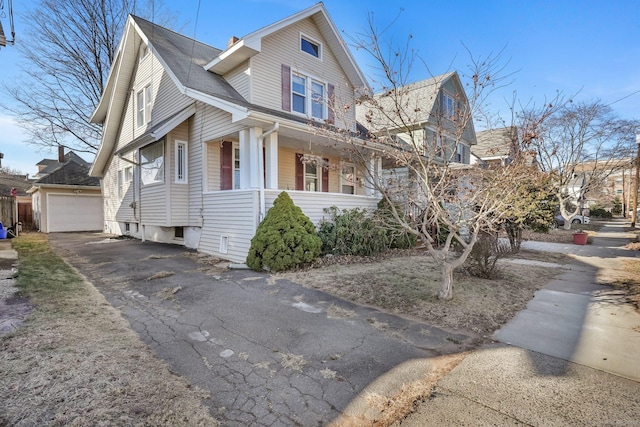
[{"x1": 50, "y1": 233, "x2": 475, "y2": 426}]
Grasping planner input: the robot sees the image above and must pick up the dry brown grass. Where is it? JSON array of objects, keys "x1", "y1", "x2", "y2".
[
  {"x1": 146, "y1": 270, "x2": 175, "y2": 280},
  {"x1": 0, "y1": 234, "x2": 218, "y2": 426},
  {"x1": 279, "y1": 250, "x2": 567, "y2": 336},
  {"x1": 610, "y1": 259, "x2": 640, "y2": 313}
]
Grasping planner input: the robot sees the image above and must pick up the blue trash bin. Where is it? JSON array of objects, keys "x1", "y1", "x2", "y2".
[{"x1": 0, "y1": 224, "x2": 6, "y2": 239}]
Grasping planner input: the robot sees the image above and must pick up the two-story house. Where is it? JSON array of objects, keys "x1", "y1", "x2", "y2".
[{"x1": 90, "y1": 4, "x2": 382, "y2": 263}]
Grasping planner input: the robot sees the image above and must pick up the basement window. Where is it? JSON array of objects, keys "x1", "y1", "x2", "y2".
[
  {"x1": 174, "y1": 226, "x2": 184, "y2": 239},
  {"x1": 220, "y1": 235, "x2": 229, "y2": 254}
]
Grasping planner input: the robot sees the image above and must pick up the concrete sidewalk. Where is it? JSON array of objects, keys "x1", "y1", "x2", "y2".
[{"x1": 396, "y1": 221, "x2": 640, "y2": 426}]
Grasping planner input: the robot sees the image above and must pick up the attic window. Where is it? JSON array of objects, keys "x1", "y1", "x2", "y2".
[{"x1": 300, "y1": 35, "x2": 321, "y2": 59}]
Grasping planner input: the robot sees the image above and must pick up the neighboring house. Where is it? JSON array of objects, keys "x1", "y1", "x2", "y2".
[
  {"x1": 34, "y1": 148, "x2": 91, "y2": 179},
  {"x1": 567, "y1": 158, "x2": 635, "y2": 212},
  {"x1": 28, "y1": 159, "x2": 103, "y2": 232},
  {"x1": 471, "y1": 127, "x2": 538, "y2": 168},
  {"x1": 89, "y1": 4, "x2": 381, "y2": 263},
  {"x1": 357, "y1": 72, "x2": 477, "y2": 167},
  {"x1": 0, "y1": 170, "x2": 33, "y2": 230},
  {"x1": 355, "y1": 72, "x2": 477, "y2": 204},
  {"x1": 471, "y1": 127, "x2": 517, "y2": 166}
]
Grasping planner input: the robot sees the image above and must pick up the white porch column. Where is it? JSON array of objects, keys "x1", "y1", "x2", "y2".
[
  {"x1": 366, "y1": 156, "x2": 381, "y2": 197},
  {"x1": 239, "y1": 129, "x2": 250, "y2": 189},
  {"x1": 248, "y1": 127, "x2": 263, "y2": 189},
  {"x1": 265, "y1": 131, "x2": 278, "y2": 190}
]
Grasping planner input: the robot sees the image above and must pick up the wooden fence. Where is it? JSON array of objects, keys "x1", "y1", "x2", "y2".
[{"x1": 0, "y1": 196, "x2": 16, "y2": 228}]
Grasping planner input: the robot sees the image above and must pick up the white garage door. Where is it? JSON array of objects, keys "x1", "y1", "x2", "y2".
[{"x1": 47, "y1": 194, "x2": 104, "y2": 232}]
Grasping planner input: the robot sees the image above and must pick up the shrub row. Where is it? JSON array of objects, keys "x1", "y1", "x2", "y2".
[{"x1": 246, "y1": 192, "x2": 417, "y2": 271}]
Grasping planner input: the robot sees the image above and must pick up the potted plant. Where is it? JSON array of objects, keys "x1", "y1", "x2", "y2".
[{"x1": 573, "y1": 229, "x2": 588, "y2": 245}]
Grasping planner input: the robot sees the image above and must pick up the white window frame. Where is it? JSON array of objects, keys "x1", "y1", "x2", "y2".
[
  {"x1": 456, "y1": 143, "x2": 464, "y2": 163},
  {"x1": 117, "y1": 169, "x2": 124, "y2": 199},
  {"x1": 138, "y1": 44, "x2": 149, "y2": 62},
  {"x1": 300, "y1": 33, "x2": 322, "y2": 60},
  {"x1": 291, "y1": 72, "x2": 326, "y2": 120},
  {"x1": 136, "y1": 84, "x2": 152, "y2": 127},
  {"x1": 175, "y1": 141, "x2": 188, "y2": 183},
  {"x1": 340, "y1": 163, "x2": 356, "y2": 194},
  {"x1": 139, "y1": 140, "x2": 165, "y2": 186},
  {"x1": 442, "y1": 92, "x2": 459, "y2": 119},
  {"x1": 125, "y1": 165, "x2": 133, "y2": 184},
  {"x1": 304, "y1": 160, "x2": 321, "y2": 192}
]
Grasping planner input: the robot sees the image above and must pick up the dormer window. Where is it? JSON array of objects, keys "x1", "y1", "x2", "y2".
[{"x1": 300, "y1": 34, "x2": 321, "y2": 59}]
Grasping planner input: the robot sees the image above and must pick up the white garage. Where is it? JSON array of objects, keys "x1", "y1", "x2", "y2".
[
  {"x1": 28, "y1": 158, "x2": 104, "y2": 233},
  {"x1": 46, "y1": 194, "x2": 104, "y2": 232}
]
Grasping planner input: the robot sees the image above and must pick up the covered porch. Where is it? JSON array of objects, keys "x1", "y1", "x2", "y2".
[{"x1": 198, "y1": 121, "x2": 381, "y2": 263}]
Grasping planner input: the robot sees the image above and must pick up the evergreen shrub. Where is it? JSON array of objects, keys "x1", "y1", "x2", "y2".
[{"x1": 246, "y1": 192, "x2": 321, "y2": 272}]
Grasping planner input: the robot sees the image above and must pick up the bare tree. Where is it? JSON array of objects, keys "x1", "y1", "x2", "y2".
[
  {"x1": 2, "y1": 0, "x2": 176, "y2": 155},
  {"x1": 323, "y1": 15, "x2": 539, "y2": 300},
  {"x1": 521, "y1": 101, "x2": 638, "y2": 229}
]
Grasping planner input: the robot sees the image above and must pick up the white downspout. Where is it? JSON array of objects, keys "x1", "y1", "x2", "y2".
[{"x1": 258, "y1": 123, "x2": 279, "y2": 222}]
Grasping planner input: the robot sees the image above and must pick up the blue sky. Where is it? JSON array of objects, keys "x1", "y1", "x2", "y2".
[{"x1": 1, "y1": 0, "x2": 639, "y2": 176}]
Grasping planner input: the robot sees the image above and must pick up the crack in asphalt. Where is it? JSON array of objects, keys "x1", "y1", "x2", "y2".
[{"x1": 52, "y1": 237, "x2": 474, "y2": 426}]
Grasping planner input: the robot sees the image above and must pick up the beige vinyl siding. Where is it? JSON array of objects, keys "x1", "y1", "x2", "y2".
[
  {"x1": 224, "y1": 61, "x2": 251, "y2": 100},
  {"x1": 264, "y1": 190, "x2": 378, "y2": 226},
  {"x1": 103, "y1": 156, "x2": 122, "y2": 224},
  {"x1": 115, "y1": 47, "x2": 192, "y2": 153},
  {"x1": 140, "y1": 183, "x2": 168, "y2": 226},
  {"x1": 250, "y1": 18, "x2": 356, "y2": 131},
  {"x1": 277, "y1": 147, "x2": 366, "y2": 195},
  {"x1": 198, "y1": 190, "x2": 258, "y2": 263},
  {"x1": 167, "y1": 122, "x2": 190, "y2": 224},
  {"x1": 206, "y1": 140, "x2": 222, "y2": 191}
]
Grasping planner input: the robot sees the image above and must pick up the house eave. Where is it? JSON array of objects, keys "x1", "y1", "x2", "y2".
[
  {"x1": 115, "y1": 103, "x2": 197, "y2": 156},
  {"x1": 204, "y1": 40, "x2": 261, "y2": 74},
  {"x1": 28, "y1": 184, "x2": 101, "y2": 193}
]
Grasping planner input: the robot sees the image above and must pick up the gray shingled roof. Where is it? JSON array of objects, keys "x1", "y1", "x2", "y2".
[
  {"x1": 0, "y1": 173, "x2": 33, "y2": 197},
  {"x1": 35, "y1": 160, "x2": 100, "y2": 186},
  {"x1": 133, "y1": 16, "x2": 249, "y2": 107},
  {"x1": 356, "y1": 72, "x2": 457, "y2": 131},
  {"x1": 36, "y1": 152, "x2": 92, "y2": 176},
  {"x1": 473, "y1": 127, "x2": 517, "y2": 159}
]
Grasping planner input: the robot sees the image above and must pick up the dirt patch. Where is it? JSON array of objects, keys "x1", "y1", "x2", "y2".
[
  {"x1": 609, "y1": 259, "x2": 640, "y2": 314},
  {"x1": 278, "y1": 250, "x2": 566, "y2": 336}
]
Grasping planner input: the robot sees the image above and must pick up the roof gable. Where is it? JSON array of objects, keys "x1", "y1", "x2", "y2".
[
  {"x1": 357, "y1": 72, "x2": 472, "y2": 132},
  {"x1": 205, "y1": 3, "x2": 370, "y2": 93},
  {"x1": 90, "y1": 15, "x2": 250, "y2": 177}
]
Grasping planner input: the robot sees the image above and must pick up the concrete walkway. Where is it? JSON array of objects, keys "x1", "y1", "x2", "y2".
[{"x1": 397, "y1": 220, "x2": 640, "y2": 426}]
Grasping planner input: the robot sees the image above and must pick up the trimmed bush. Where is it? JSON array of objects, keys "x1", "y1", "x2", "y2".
[
  {"x1": 246, "y1": 192, "x2": 322, "y2": 272},
  {"x1": 317, "y1": 206, "x2": 387, "y2": 256}
]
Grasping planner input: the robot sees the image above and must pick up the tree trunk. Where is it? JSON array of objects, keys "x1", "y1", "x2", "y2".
[
  {"x1": 563, "y1": 221, "x2": 572, "y2": 230},
  {"x1": 438, "y1": 263, "x2": 454, "y2": 300},
  {"x1": 505, "y1": 222, "x2": 522, "y2": 253}
]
